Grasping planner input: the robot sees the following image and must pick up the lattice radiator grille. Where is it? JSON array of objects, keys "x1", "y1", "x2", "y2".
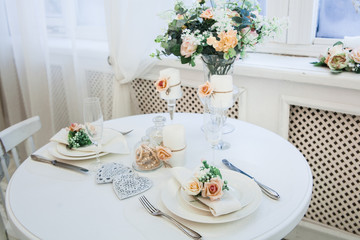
[
  {"x1": 288, "y1": 105, "x2": 360, "y2": 235},
  {"x1": 131, "y1": 78, "x2": 239, "y2": 118},
  {"x1": 50, "y1": 65, "x2": 70, "y2": 131},
  {"x1": 85, "y1": 70, "x2": 114, "y2": 120}
]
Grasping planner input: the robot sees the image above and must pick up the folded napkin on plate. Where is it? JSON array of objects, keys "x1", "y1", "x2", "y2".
[
  {"x1": 170, "y1": 167, "x2": 243, "y2": 216},
  {"x1": 50, "y1": 128, "x2": 129, "y2": 154}
]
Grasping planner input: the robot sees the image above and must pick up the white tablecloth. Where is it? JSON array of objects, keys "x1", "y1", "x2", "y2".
[{"x1": 6, "y1": 113, "x2": 312, "y2": 240}]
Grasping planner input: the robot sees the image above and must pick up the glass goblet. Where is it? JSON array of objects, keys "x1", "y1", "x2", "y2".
[
  {"x1": 83, "y1": 97, "x2": 104, "y2": 169},
  {"x1": 203, "y1": 110, "x2": 223, "y2": 166}
]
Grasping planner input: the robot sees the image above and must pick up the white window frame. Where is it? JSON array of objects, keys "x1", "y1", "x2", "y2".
[
  {"x1": 46, "y1": 0, "x2": 107, "y2": 41},
  {"x1": 255, "y1": 0, "x2": 351, "y2": 57}
]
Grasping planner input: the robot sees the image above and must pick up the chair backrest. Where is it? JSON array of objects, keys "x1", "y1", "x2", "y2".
[
  {"x1": 0, "y1": 116, "x2": 41, "y2": 181},
  {"x1": 0, "y1": 116, "x2": 41, "y2": 240}
]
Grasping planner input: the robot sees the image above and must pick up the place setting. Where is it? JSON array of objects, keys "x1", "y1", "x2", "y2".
[{"x1": 49, "y1": 97, "x2": 129, "y2": 162}]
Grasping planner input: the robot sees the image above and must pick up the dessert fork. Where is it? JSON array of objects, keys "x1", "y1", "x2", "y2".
[{"x1": 139, "y1": 195, "x2": 202, "y2": 239}]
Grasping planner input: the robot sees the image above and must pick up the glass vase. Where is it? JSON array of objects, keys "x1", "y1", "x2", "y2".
[{"x1": 201, "y1": 54, "x2": 237, "y2": 150}]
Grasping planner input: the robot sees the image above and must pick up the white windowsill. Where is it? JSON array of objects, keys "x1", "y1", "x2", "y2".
[
  {"x1": 46, "y1": 38, "x2": 360, "y2": 91},
  {"x1": 153, "y1": 53, "x2": 360, "y2": 91}
]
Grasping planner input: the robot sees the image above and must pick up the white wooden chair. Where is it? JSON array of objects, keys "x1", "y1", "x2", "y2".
[{"x1": 0, "y1": 116, "x2": 41, "y2": 240}]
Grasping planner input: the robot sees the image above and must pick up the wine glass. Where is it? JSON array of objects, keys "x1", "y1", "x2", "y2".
[
  {"x1": 83, "y1": 97, "x2": 103, "y2": 169},
  {"x1": 203, "y1": 108, "x2": 223, "y2": 166}
]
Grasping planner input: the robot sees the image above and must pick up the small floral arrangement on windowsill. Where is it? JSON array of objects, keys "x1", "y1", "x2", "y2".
[
  {"x1": 184, "y1": 160, "x2": 229, "y2": 201},
  {"x1": 150, "y1": 0, "x2": 285, "y2": 66},
  {"x1": 311, "y1": 41, "x2": 360, "y2": 74},
  {"x1": 66, "y1": 123, "x2": 92, "y2": 149}
]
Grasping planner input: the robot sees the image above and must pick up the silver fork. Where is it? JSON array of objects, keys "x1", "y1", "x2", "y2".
[{"x1": 139, "y1": 195, "x2": 202, "y2": 239}]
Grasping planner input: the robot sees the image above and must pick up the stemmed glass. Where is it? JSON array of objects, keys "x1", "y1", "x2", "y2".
[
  {"x1": 203, "y1": 107, "x2": 223, "y2": 166},
  {"x1": 83, "y1": 97, "x2": 103, "y2": 169}
]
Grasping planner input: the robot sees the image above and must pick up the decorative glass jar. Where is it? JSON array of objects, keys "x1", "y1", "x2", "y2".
[
  {"x1": 145, "y1": 115, "x2": 166, "y2": 146},
  {"x1": 132, "y1": 136, "x2": 162, "y2": 172}
]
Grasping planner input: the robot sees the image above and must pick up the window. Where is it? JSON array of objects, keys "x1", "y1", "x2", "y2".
[
  {"x1": 255, "y1": 0, "x2": 360, "y2": 57},
  {"x1": 316, "y1": 0, "x2": 360, "y2": 38},
  {"x1": 45, "y1": 0, "x2": 107, "y2": 40}
]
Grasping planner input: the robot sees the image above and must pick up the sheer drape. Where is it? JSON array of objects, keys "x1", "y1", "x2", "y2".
[
  {"x1": 104, "y1": 0, "x2": 172, "y2": 117},
  {"x1": 0, "y1": 0, "x2": 172, "y2": 145},
  {"x1": 1, "y1": 0, "x2": 52, "y2": 146}
]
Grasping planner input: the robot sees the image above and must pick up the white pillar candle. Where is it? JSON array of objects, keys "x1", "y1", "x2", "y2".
[
  {"x1": 159, "y1": 68, "x2": 182, "y2": 100},
  {"x1": 163, "y1": 124, "x2": 186, "y2": 167},
  {"x1": 210, "y1": 75, "x2": 233, "y2": 109}
]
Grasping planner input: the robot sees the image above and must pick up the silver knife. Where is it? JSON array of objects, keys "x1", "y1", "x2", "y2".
[
  {"x1": 31, "y1": 154, "x2": 89, "y2": 174},
  {"x1": 222, "y1": 159, "x2": 280, "y2": 200}
]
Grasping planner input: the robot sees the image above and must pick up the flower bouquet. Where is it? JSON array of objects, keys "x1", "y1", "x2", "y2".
[
  {"x1": 311, "y1": 41, "x2": 360, "y2": 74},
  {"x1": 151, "y1": 0, "x2": 283, "y2": 67},
  {"x1": 66, "y1": 123, "x2": 92, "y2": 149},
  {"x1": 184, "y1": 160, "x2": 229, "y2": 201}
]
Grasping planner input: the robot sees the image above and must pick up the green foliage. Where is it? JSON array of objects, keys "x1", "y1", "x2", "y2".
[
  {"x1": 198, "y1": 160, "x2": 229, "y2": 191},
  {"x1": 333, "y1": 41, "x2": 344, "y2": 47},
  {"x1": 68, "y1": 129, "x2": 92, "y2": 149}
]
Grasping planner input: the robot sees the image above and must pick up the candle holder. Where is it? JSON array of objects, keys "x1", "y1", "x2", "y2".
[
  {"x1": 155, "y1": 68, "x2": 183, "y2": 121},
  {"x1": 166, "y1": 99, "x2": 176, "y2": 120}
]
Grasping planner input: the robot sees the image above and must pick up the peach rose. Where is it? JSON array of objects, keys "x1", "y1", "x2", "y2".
[
  {"x1": 67, "y1": 123, "x2": 82, "y2": 132},
  {"x1": 200, "y1": 9, "x2": 213, "y2": 19},
  {"x1": 201, "y1": 177, "x2": 224, "y2": 201},
  {"x1": 180, "y1": 37, "x2": 197, "y2": 58},
  {"x1": 324, "y1": 44, "x2": 345, "y2": 65},
  {"x1": 176, "y1": 14, "x2": 184, "y2": 20},
  {"x1": 327, "y1": 52, "x2": 349, "y2": 70},
  {"x1": 155, "y1": 145, "x2": 172, "y2": 161},
  {"x1": 184, "y1": 177, "x2": 203, "y2": 196},
  {"x1": 154, "y1": 77, "x2": 169, "y2": 92},
  {"x1": 350, "y1": 47, "x2": 360, "y2": 63},
  {"x1": 198, "y1": 81, "x2": 213, "y2": 97},
  {"x1": 227, "y1": 10, "x2": 240, "y2": 18}
]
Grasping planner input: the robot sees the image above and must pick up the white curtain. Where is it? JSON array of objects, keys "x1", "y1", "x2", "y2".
[
  {"x1": 0, "y1": 0, "x2": 173, "y2": 145},
  {"x1": 1, "y1": 0, "x2": 53, "y2": 147},
  {"x1": 104, "y1": 0, "x2": 172, "y2": 118}
]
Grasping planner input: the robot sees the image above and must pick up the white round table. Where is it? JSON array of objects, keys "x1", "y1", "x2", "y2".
[{"x1": 6, "y1": 113, "x2": 312, "y2": 240}]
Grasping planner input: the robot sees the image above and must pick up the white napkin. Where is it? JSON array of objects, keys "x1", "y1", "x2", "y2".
[
  {"x1": 50, "y1": 128, "x2": 129, "y2": 154},
  {"x1": 170, "y1": 167, "x2": 243, "y2": 216}
]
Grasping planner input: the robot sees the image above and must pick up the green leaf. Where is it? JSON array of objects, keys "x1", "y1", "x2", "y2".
[
  {"x1": 333, "y1": 41, "x2": 343, "y2": 47},
  {"x1": 330, "y1": 69, "x2": 342, "y2": 74},
  {"x1": 232, "y1": 16, "x2": 242, "y2": 23},
  {"x1": 180, "y1": 56, "x2": 191, "y2": 64},
  {"x1": 171, "y1": 44, "x2": 181, "y2": 56},
  {"x1": 189, "y1": 14, "x2": 197, "y2": 21},
  {"x1": 310, "y1": 61, "x2": 327, "y2": 67}
]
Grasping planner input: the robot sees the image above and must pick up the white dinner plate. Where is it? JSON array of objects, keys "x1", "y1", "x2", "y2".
[
  {"x1": 161, "y1": 169, "x2": 262, "y2": 224},
  {"x1": 48, "y1": 145, "x2": 108, "y2": 161},
  {"x1": 56, "y1": 143, "x2": 97, "y2": 157},
  {"x1": 179, "y1": 184, "x2": 254, "y2": 212}
]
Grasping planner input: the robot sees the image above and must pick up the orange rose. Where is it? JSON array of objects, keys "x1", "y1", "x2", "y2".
[
  {"x1": 184, "y1": 177, "x2": 203, "y2": 195},
  {"x1": 176, "y1": 14, "x2": 184, "y2": 20},
  {"x1": 198, "y1": 81, "x2": 213, "y2": 97},
  {"x1": 201, "y1": 177, "x2": 224, "y2": 201},
  {"x1": 154, "y1": 77, "x2": 169, "y2": 92},
  {"x1": 200, "y1": 9, "x2": 213, "y2": 19},
  {"x1": 155, "y1": 146, "x2": 172, "y2": 161},
  {"x1": 67, "y1": 123, "x2": 82, "y2": 132}
]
